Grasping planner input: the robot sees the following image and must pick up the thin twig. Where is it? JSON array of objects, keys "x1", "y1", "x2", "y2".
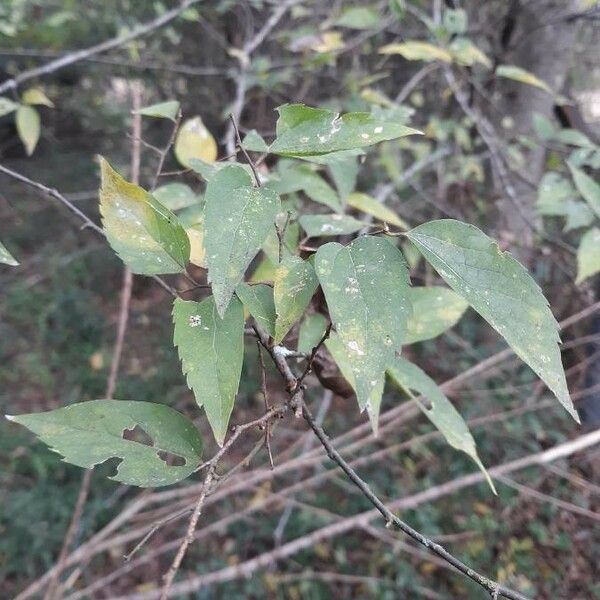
[
  {"x1": 229, "y1": 114, "x2": 261, "y2": 187},
  {"x1": 0, "y1": 0, "x2": 202, "y2": 95},
  {"x1": 159, "y1": 404, "x2": 288, "y2": 600},
  {"x1": 257, "y1": 342, "x2": 275, "y2": 468}
]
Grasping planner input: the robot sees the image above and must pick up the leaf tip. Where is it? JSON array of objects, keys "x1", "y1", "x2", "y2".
[{"x1": 5, "y1": 414, "x2": 16, "y2": 422}]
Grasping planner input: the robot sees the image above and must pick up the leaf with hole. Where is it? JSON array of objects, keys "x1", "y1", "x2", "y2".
[
  {"x1": 99, "y1": 158, "x2": 190, "y2": 274},
  {"x1": 407, "y1": 219, "x2": 577, "y2": 422},
  {"x1": 174, "y1": 116, "x2": 217, "y2": 168},
  {"x1": 16, "y1": 105, "x2": 40, "y2": 155},
  {"x1": 6, "y1": 400, "x2": 203, "y2": 487},
  {"x1": 576, "y1": 227, "x2": 600, "y2": 284},
  {"x1": 0, "y1": 240, "x2": 18, "y2": 266},
  {"x1": 299, "y1": 214, "x2": 366, "y2": 238},
  {"x1": 270, "y1": 104, "x2": 420, "y2": 157},
  {"x1": 204, "y1": 164, "x2": 281, "y2": 316},
  {"x1": 274, "y1": 256, "x2": 319, "y2": 343},
  {"x1": 387, "y1": 357, "x2": 494, "y2": 492},
  {"x1": 406, "y1": 286, "x2": 468, "y2": 344},
  {"x1": 315, "y1": 235, "x2": 411, "y2": 424},
  {"x1": 173, "y1": 296, "x2": 244, "y2": 446},
  {"x1": 236, "y1": 282, "x2": 276, "y2": 337}
]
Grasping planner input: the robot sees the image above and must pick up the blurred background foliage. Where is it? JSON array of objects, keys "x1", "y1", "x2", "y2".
[{"x1": 1, "y1": 0, "x2": 600, "y2": 598}]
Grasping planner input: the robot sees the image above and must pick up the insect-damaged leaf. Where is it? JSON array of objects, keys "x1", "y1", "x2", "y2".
[
  {"x1": 407, "y1": 219, "x2": 578, "y2": 422},
  {"x1": 204, "y1": 164, "x2": 280, "y2": 317},
  {"x1": 6, "y1": 400, "x2": 203, "y2": 487},
  {"x1": 387, "y1": 357, "x2": 495, "y2": 493},
  {"x1": 236, "y1": 282, "x2": 276, "y2": 337},
  {"x1": 99, "y1": 158, "x2": 190, "y2": 274},
  {"x1": 173, "y1": 296, "x2": 244, "y2": 446},
  {"x1": 274, "y1": 256, "x2": 319, "y2": 343},
  {"x1": 315, "y1": 235, "x2": 411, "y2": 421},
  {"x1": 406, "y1": 286, "x2": 468, "y2": 344},
  {"x1": 0, "y1": 240, "x2": 18, "y2": 266},
  {"x1": 269, "y1": 104, "x2": 420, "y2": 157}
]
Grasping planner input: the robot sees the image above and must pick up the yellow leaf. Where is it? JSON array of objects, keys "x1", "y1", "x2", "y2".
[
  {"x1": 496, "y1": 65, "x2": 552, "y2": 94},
  {"x1": 379, "y1": 41, "x2": 452, "y2": 62},
  {"x1": 89, "y1": 351, "x2": 104, "y2": 370},
  {"x1": 186, "y1": 225, "x2": 206, "y2": 268},
  {"x1": 174, "y1": 116, "x2": 218, "y2": 168},
  {"x1": 311, "y1": 31, "x2": 345, "y2": 53},
  {"x1": 347, "y1": 192, "x2": 409, "y2": 229},
  {"x1": 22, "y1": 87, "x2": 54, "y2": 107},
  {"x1": 16, "y1": 105, "x2": 40, "y2": 155}
]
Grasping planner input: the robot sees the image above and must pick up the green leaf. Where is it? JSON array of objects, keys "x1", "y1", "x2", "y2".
[
  {"x1": 269, "y1": 163, "x2": 342, "y2": 212},
  {"x1": 270, "y1": 104, "x2": 420, "y2": 157},
  {"x1": 153, "y1": 182, "x2": 199, "y2": 211},
  {"x1": 387, "y1": 358, "x2": 495, "y2": 492},
  {"x1": 298, "y1": 312, "x2": 328, "y2": 353},
  {"x1": 242, "y1": 129, "x2": 269, "y2": 153},
  {"x1": 6, "y1": 400, "x2": 203, "y2": 487},
  {"x1": 315, "y1": 236, "x2": 411, "y2": 423},
  {"x1": 347, "y1": 192, "x2": 409, "y2": 229},
  {"x1": 0, "y1": 240, "x2": 18, "y2": 266},
  {"x1": 274, "y1": 256, "x2": 319, "y2": 343},
  {"x1": 569, "y1": 165, "x2": 600, "y2": 219},
  {"x1": 174, "y1": 116, "x2": 217, "y2": 168},
  {"x1": 173, "y1": 296, "x2": 244, "y2": 445},
  {"x1": 299, "y1": 214, "x2": 365, "y2": 238},
  {"x1": 335, "y1": 6, "x2": 381, "y2": 29},
  {"x1": 379, "y1": 41, "x2": 452, "y2": 62},
  {"x1": 236, "y1": 282, "x2": 276, "y2": 337},
  {"x1": 0, "y1": 96, "x2": 18, "y2": 117},
  {"x1": 99, "y1": 158, "x2": 190, "y2": 274},
  {"x1": 443, "y1": 8, "x2": 467, "y2": 34},
  {"x1": 22, "y1": 87, "x2": 54, "y2": 107},
  {"x1": 407, "y1": 219, "x2": 578, "y2": 422},
  {"x1": 204, "y1": 165, "x2": 281, "y2": 316},
  {"x1": 137, "y1": 100, "x2": 180, "y2": 121},
  {"x1": 329, "y1": 157, "x2": 358, "y2": 201},
  {"x1": 496, "y1": 65, "x2": 552, "y2": 93},
  {"x1": 555, "y1": 128, "x2": 593, "y2": 148},
  {"x1": 576, "y1": 227, "x2": 600, "y2": 284},
  {"x1": 449, "y1": 37, "x2": 491, "y2": 68},
  {"x1": 326, "y1": 331, "x2": 385, "y2": 434},
  {"x1": 16, "y1": 105, "x2": 40, "y2": 155},
  {"x1": 406, "y1": 287, "x2": 468, "y2": 344},
  {"x1": 189, "y1": 158, "x2": 256, "y2": 183}
]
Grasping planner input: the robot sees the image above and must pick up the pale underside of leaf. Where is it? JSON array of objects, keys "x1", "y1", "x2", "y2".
[
  {"x1": 6, "y1": 400, "x2": 203, "y2": 487},
  {"x1": 387, "y1": 357, "x2": 495, "y2": 493},
  {"x1": 0, "y1": 240, "x2": 19, "y2": 266},
  {"x1": 407, "y1": 219, "x2": 578, "y2": 422}
]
